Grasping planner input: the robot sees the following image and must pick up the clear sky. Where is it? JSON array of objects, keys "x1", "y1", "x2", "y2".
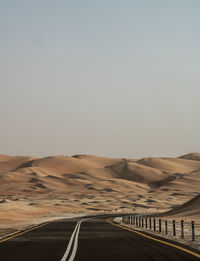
[{"x1": 0, "y1": 0, "x2": 200, "y2": 158}]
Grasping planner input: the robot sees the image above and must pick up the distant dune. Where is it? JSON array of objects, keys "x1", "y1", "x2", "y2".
[
  {"x1": 179, "y1": 152, "x2": 200, "y2": 161},
  {"x1": 0, "y1": 152, "x2": 200, "y2": 226},
  {"x1": 137, "y1": 157, "x2": 200, "y2": 172},
  {"x1": 0, "y1": 155, "x2": 36, "y2": 172}
]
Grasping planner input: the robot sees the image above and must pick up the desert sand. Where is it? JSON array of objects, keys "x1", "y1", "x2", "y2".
[{"x1": 0, "y1": 152, "x2": 200, "y2": 233}]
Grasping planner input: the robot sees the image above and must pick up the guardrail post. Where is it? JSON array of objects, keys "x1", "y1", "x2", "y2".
[
  {"x1": 181, "y1": 220, "x2": 184, "y2": 238},
  {"x1": 153, "y1": 218, "x2": 156, "y2": 231},
  {"x1": 173, "y1": 220, "x2": 176, "y2": 236},
  {"x1": 145, "y1": 217, "x2": 148, "y2": 229},
  {"x1": 149, "y1": 218, "x2": 152, "y2": 230},
  {"x1": 165, "y1": 220, "x2": 168, "y2": 234},
  {"x1": 192, "y1": 221, "x2": 195, "y2": 241},
  {"x1": 159, "y1": 219, "x2": 161, "y2": 233}
]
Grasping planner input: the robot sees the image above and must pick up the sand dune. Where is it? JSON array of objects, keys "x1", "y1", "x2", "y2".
[
  {"x1": 20, "y1": 155, "x2": 120, "y2": 176},
  {"x1": 163, "y1": 193, "x2": 200, "y2": 218},
  {"x1": 0, "y1": 155, "x2": 35, "y2": 172},
  {"x1": 137, "y1": 157, "x2": 200, "y2": 173},
  {"x1": 179, "y1": 152, "x2": 200, "y2": 161},
  {"x1": 0, "y1": 153, "x2": 200, "y2": 227},
  {"x1": 105, "y1": 161, "x2": 167, "y2": 184}
]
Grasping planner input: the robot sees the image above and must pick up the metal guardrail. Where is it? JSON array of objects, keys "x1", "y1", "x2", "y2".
[{"x1": 122, "y1": 216, "x2": 199, "y2": 241}]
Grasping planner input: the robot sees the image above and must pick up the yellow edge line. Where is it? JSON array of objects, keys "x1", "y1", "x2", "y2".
[
  {"x1": 0, "y1": 221, "x2": 50, "y2": 243},
  {"x1": 107, "y1": 219, "x2": 200, "y2": 259}
]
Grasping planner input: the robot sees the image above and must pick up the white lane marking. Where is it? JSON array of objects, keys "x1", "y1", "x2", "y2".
[
  {"x1": 68, "y1": 221, "x2": 81, "y2": 261},
  {"x1": 60, "y1": 221, "x2": 80, "y2": 261}
]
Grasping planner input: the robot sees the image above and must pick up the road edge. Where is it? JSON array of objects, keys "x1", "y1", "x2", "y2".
[{"x1": 107, "y1": 218, "x2": 200, "y2": 259}]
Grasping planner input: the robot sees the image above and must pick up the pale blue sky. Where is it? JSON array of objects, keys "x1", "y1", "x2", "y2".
[{"x1": 0, "y1": 0, "x2": 200, "y2": 158}]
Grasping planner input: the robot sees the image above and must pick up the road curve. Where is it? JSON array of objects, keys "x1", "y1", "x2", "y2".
[{"x1": 0, "y1": 216, "x2": 200, "y2": 261}]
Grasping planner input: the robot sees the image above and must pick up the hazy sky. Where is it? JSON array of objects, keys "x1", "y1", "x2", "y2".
[{"x1": 0, "y1": 0, "x2": 200, "y2": 158}]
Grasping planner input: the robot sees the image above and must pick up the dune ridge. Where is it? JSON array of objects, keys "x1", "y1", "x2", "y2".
[
  {"x1": 0, "y1": 152, "x2": 200, "y2": 226},
  {"x1": 179, "y1": 152, "x2": 200, "y2": 161},
  {"x1": 162, "y1": 192, "x2": 200, "y2": 220}
]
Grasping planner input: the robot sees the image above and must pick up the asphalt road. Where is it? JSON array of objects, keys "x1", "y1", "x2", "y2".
[{"x1": 0, "y1": 216, "x2": 200, "y2": 261}]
